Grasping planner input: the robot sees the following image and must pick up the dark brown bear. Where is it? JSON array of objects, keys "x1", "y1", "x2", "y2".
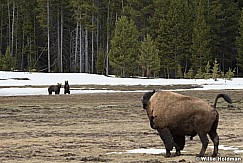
[
  {"x1": 64, "y1": 80, "x2": 70, "y2": 94},
  {"x1": 48, "y1": 83, "x2": 61, "y2": 95},
  {"x1": 141, "y1": 90, "x2": 232, "y2": 158}
]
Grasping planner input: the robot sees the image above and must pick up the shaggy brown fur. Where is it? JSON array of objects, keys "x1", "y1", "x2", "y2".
[
  {"x1": 141, "y1": 90, "x2": 232, "y2": 158},
  {"x1": 64, "y1": 80, "x2": 70, "y2": 94},
  {"x1": 48, "y1": 83, "x2": 62, "y2": 95}
]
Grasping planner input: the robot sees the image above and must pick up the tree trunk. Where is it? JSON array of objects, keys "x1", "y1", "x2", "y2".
[
  {"x1": 91, "y1": 0, "x2": 95, "y2": 73},
  {"x1": 85, "y1": 28, "x2": 89, "y2": 73},
  {"x1": 33, "y1": 12, "x2": 37, "y2": 69},
  {"x1": 69, "y1": 29, "x2": 72, "y2": 72},
  {"x1": 15, "y1": 5, "x2": 18, "y2": 66},
  {"x1": 11, "y1": 1, "x2": 15, "y2": 56},
  {"x1": 28, "y1": 37, "x2": 32, "y2": 70},
  {"x1": 96, "y1": 15, "x2": 99, "y2": 74},
  {"x1": 0, "y1": 4, "x2": 3, "y2": 54},
  {"x1": 184, "y1": 60, "x2": 188, "y2": 77},
  {"x1": 74, "y1": 22, "x2": 78, "y2": 72},
  {"x1": 106, "y1": 0, "x2": 110, "y2": 76},
  {"x1": 57, "y1": 5, "x2": 63, "y2": 73},
  {"x1": 57, "y1": 7, "x2": 60, "y2": 72},
  {"x1": 121, "y1": 0, "x2": 124, "y2": 10},
  {"x1": 47, "y1": 0, "x2": 51, "y2": 72},
  {"x1": 91, "y1": 18, "x2": 94, "y2": 73},
  {"x1": 21, "y1": 32, "x2": 24, "y2": 70},
  {"x1": 79, "y1": 20, "x2": 82, "y2": 73},
  {"x1": 146, "y1": 67, "x2": 150, "y2": 78},
  {"x1": 7, "y1": 0, "x2": 11, "y2": 50},
  {"x1": 60, "y1": 5, "x2": 63, "y2": 72}
]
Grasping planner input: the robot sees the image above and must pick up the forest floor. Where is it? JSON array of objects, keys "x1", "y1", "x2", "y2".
[{"x1": 0, "y1": 87, "x2": 242, "y2": 163}]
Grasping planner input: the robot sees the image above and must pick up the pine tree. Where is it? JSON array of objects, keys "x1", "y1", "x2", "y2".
[
  {"x1": 204, "y1": 61, "x2": 212, "y2": 79},
  {"x1": 225, "y1": 67, "x2": 235, "y2": 80},
  {"x1": 207, "y1": 0, "x2": 223, "y2": 69},
  {"x1": 148, "y1": 0, "x2": 170, "y2": 39},
  {"x1": 0, "y1": 1, "x2": 242, "y2": 76},
  {"x1": 177, "y1": 64, "x2": 183, "y2": 79},
  {"x1": 221, "y1": 0, "x2": 239, "y2": 73},
  {"x1": 191, "y1": 0, "x2": 211, "y2": 73},
  {"x1": 2, "y1": 46, "x2": 15, "y2": 70},
  {"x1": 236, "y1": 9, "x2": 243, "y2": 74},
  {"x1": 184, "y1": 68, "x2": 194, "y2": 79},
  {"x1": 96, "y1": 47, "x2": 105, "y2": 75},
  {"x1": 195, "y1": 68, "x2": 203, "y2": 79},
  {"x1": 0, "y1": 52, "x2": 2, "y2": 70},
  {"x1": 109, "y1": 16, "x2": 139, "y2": 77},
  {"x1": 207, "y1": 0, "x2": 240, "y2": 73},
  {"x1": 155, "y1": 0, "x2": 193, "y2": 78},
  {"x1": 18, "y1": 0, "x2": 37, "y2": 71},
  {"x1": 179, "y1": 0, "x2": 194, "y2": 74},
  {"x1": 212, "y1": 58, "x2": 219, "y2": 81},
  {"x1": 139, "y1": 34, "x2": 160, "y2": 78}
]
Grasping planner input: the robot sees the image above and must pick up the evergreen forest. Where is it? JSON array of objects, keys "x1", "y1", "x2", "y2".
[{"x1": 1, "y1": 0, "x2": 243, "y2": 78}]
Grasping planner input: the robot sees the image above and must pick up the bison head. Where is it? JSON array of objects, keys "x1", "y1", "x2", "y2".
[
  {"x1": 57, "y1": 83, "x2": 62, "y2": 88},
  {"x1": 141, "y1": 90, "x2": 156, "y2": 109}
]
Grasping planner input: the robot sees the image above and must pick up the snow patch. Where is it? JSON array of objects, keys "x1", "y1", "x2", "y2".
[
  {"x1": 107, "y1": 145, "x2": 243, "y2": 155},
  {"x1": 1, "y1": 71, "x2": 243, "y2": 96},
  {"x1": 1, "y1": 71, "x2": 243, "y2": 88},
  {"x1": 0, "y1": 87, "x2": 147, "y2": 96},
  {"x1": 209, "y1": 145, "x2": 243, "y2": 154},
  {"x1": 106, "y1": 148, "x2": 187, "y2": 155},
  {"x1": 106, "y1": 148, "x2": 167, "y2": 155}
]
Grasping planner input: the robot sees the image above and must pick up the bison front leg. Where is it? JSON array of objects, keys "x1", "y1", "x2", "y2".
[
  {"x1": 173, "y1": 136, "x2": 185, "y2": 156},
  {"x1": 157, "y1": 128, "x2": 174, "y2": 158}
]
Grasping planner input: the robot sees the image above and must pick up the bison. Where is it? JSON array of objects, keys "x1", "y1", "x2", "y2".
[
  {"x1": 64, "y1": 80, "x2": 70, "y2": 94},
  {"x1": 48, "y1": 83, "x2": 61, "y2": 95},
  {"x1": 141, "y1": 90, "x2": 232, "y2": 158}
]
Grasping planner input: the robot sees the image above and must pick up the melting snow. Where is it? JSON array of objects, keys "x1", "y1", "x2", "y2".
[
  {"x1": 209, "y1": 145, "x2": 243, "y2": 154},
  {"x1": 107, "y1": 145, "x2": 243, "y2": 155},
  {"x1": 1, "y1": 71, "x2": 243, "y2": 96},
  {"x1": 106, "y1": 148, "x2": 167, "y2": 155}
]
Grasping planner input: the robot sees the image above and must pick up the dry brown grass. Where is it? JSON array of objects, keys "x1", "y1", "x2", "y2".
[{"x1": 0, "y1": 90, "x2": 242, "y2": 162}]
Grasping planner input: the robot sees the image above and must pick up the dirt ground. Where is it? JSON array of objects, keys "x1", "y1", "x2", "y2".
[{"x1": 0, "y1": 89, "x2": 242, "y2": 163}]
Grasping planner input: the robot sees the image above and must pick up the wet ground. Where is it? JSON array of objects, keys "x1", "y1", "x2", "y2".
[{"x1": 0, "y1": 89, "x2": 242, "y2": 163}]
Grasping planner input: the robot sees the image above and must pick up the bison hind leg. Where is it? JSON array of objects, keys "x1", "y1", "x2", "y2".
[
  {"x1": 48, "y1": 90, "x2": 52, "y2": 95},
  {"x1": 157, "y1": 128, "x2": 174, "y2": 158},
  {"x1": 197, "y1": 133, "x2": 209, "y2": 157},
  {"x1": 209, "y1": 131, "x2": 219, "y2": 157},
  {"x1": 209, "y1": 119, "x2": 219, "y2": 157}
]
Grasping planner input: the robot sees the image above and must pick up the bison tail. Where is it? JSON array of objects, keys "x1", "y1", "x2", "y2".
[{"x1": 213, "y1": 93, "x2": 232, "y2": 108}]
